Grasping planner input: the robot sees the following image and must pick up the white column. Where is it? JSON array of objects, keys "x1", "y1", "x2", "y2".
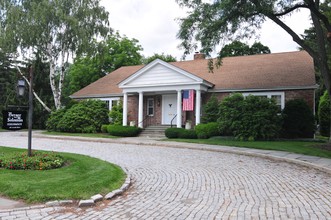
[
  {"x1": 138, "y1": 92, "x2": 144, "y2": 128},
  {"x1": 122, "y1": 92, "x2": 128, "y2": 126},
  {"x1": 195, "y1": 89, "x2": 201, "y2": 125},
  {"x1": 177, "y1": 90, "x2": 182, "y2": 128}
]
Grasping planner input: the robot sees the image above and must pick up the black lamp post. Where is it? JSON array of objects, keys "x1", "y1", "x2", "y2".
[{"x1": 17, "y1": 66, "x2": 33, "y2": 157}]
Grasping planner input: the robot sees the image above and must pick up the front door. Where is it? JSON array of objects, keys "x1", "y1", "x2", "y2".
[{"x1": 162, "y1": 94, "x2": 177, "y2": 125}]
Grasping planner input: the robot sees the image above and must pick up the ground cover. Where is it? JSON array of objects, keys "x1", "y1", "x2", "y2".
[
  {"x1": 168, "y1": 137, "x2": 331, "y2": 159},
  {"x1": 0, "y1": 147, "x2": 125, "y2": 203}
]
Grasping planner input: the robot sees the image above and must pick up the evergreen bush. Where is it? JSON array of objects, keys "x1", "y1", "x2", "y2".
[
  {"x1": 318, "y1": 91, "x2": 330, "y2": 137},
  {"x1": 107, "y1": 125, "x2": 141, "y2": 137},
  {"x1": 109, "y1": 101, "x2": 123, "y2": 125},
  {"x1": 195, "y1": 122, "x2": 219, "y2": 139},
  {"x1": 282, "y1": 99, "x2": 315, "y2": 138},
  {"x1": 165, "y1": 128, "x2": 183, "y2": 138},
  {"x1": 178, "y1": 129, "x2": 197, "y2": 139},
  {"x1": 46, "y1": 100, "x2": 109, "y2": 133},
  {"x1": 201, "y1": 95, "x2": 220, "y2": 123},
  {"x1": 218, "y1": 93, "x2": 281, "y2": 140}
]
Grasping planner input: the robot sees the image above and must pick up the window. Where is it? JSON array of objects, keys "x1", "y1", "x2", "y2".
[
  {"x1": 99, "y1": 98, "x2": 120, "y2": 110},
  {"x1": 147, "y1": 98, "x2": 154, "y2": 116},
  {"x1": 242, "y1": 92, "x2": 285, "y2": 111}
]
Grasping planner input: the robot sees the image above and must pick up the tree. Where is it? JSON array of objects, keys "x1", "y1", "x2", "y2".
[
  {"x1": 143, "y1": 53, "x2": 177, "y2": 64},
  {"x1": 318, "y1": 91, "x2": 330, "y2": 136},
  {"x1": 177, "y1": 0, "x2": 331, "y2": 138},
  {"x1": 65, "y1": 33, "x2": 143, "y2": 95},
  {"x1": 219, "y1": 41, "x2": 270, "y2": 58},
  {"x1": 201, "y1": 94, "x2": 220, "y2": 123},
  {"x1": 1, "y1": 0, "x2": 110, "y2": 110}
]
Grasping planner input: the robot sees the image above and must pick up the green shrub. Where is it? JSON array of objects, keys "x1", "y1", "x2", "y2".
[
  {"x1": 318, "y1": 91, "x2": 330, "y2": 137},
  {"x1": 0, "y1": 151, "x2": 64, "y2": 170},
  {"x1": 101, "y1": 124, "x2": 109, "y2": 133},
  {"x1": 165, "y1": 127, "x2": 197, "y2": 139},
  {"x1": 178, "y1": 129, "x2": 197, "y2": 139},
  {"x1": 165, "y1": 128, "x2": 183, "y2": 138},
  {"x1": 46, "y1": 100, "x2": 109, "y2": 133},
  {"x1": 109, "y1": 101, "x2": 123, "y2": 125},
  {"x1": 195, "y1": 122, "x2": 219, "y2": 139},
  {"x1": 218, "y1": 93, "x2": 281, "y2": 140},
  {"x1": 107, "y1": 125, "x2": 141, "y2": 137},
  {"x1": 46, "y1": 108, "x2": 67, "y2": 131},
  {"x1": 201, "y1": 95, "x2": 220, "y2": 123},
  {"x1": 282, "y1": 99, "x2": 315, "y2": 138}
]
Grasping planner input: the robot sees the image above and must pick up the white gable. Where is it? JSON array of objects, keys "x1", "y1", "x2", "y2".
[
  {"x1": 119, "y1": 59, "x2": 207, "y2": 89},
  {"x1": 125, "y1": 63, "x2": 197, "y2": 86}
]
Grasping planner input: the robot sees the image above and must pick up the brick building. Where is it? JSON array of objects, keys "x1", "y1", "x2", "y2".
[{"x1": 71, "y1": 51, "x2": 317, "y2": 128}]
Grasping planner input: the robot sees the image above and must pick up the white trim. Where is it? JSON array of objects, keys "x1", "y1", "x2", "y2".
[
  {"x1": 99, "y1": 97, "x2": 120, "y2": 110},
  {"x1": 211, "y1": 85, "x2": 318, "y2": 93},
  {"x1": 242, "y1": 91, "x2": 285, "y2": 110}
]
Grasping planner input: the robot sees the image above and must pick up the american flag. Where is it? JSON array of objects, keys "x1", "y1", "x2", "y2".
[{"x1": 182, "y1": 90, "x2": 194, "y2": 111}]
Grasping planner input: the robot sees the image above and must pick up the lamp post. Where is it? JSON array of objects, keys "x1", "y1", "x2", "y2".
[{"x1": 16, "y1": 66, "x2": 33, "y2": 157}]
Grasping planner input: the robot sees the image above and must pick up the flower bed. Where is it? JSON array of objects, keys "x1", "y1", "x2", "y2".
[{"x1": 0, "y1": 151, "x2": 65, "y2": 170}]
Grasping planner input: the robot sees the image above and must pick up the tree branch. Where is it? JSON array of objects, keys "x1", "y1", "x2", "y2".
[
  {"x1": 273, "y1": 4, "x2": 309, "y2": 17},
  {"x1": 15, "y1": 65, "x2": 52, "y2": 113}
]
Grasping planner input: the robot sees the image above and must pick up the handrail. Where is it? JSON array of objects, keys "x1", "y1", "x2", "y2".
[
  {"x1": 170, "y1": 114, "x2": 177, "y2": 128},
  {"x1": 139, "y1": 115, "x2": 151, "y2": 128}
]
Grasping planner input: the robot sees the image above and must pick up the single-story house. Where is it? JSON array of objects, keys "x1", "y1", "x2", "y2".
[{"x1": 71, "y1": 51, "x2": 317, "y2": 128}]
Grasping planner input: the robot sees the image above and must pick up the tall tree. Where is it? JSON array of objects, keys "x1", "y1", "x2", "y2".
[
  {"x1": 1, "y1": 0, "x2": 110, "y2": 110},
  {"x1": 65, "y1": 33, "x2": 143, "y2": 95},
  {"x1": 177, "y1": 0, "x2": 331, "y2": 138},
  {"x1": 142, "y1": 53, "x2": 177, "y2": 64},
  {"x1": 219, "y1": 41, "x2": 270, "y2": 58}
]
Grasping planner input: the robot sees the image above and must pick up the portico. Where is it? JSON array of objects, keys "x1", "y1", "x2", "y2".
[{"x1": 118, "y1": 59, "x2": 213, "y2": 128}]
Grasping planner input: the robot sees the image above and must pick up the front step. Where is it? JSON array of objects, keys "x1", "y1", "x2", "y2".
[{"x1": 139, "y1": 125, "x2": 171, "y2": 138}]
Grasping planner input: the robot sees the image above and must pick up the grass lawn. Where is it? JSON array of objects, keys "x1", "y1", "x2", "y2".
[
  {"x1": 168, "y1": 137, "x2": 331, "y2": 159},
  {"x1": 0, "y1": 147, "x2": 126, "y2": 203},
  {"x1": 42, "y1": 131, "x2": 117, "y2": 139}
]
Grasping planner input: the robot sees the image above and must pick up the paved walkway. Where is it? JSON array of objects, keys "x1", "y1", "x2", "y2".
[{"x1": 0, "y1": 131, "x2": 330, "y2": 219}]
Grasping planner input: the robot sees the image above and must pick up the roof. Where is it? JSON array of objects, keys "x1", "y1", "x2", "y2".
[{"x1": 71, "y1": 51, "x2": 316, "y2": 98}]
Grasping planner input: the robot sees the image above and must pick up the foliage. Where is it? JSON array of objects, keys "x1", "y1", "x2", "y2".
[
  {"x1": 109, "y1": 101, "x2": 123, "y2": 125},
  {"x1": 218, "y1": 94, "x2": 281, "y2": 140},
  {"x1": 201, "y1": 94, "x2": 220, "y2": 123},
  {"x1": 282, "y1": 99, "x2": 316, "y2": 138},
  {"x1": 0, "y1": 151, "x2": 64, "y2": 170},
  {"x1": 165, "y1": 127, "x2": 197, "y2": 139},
  {"x1": 46, "y1": 100, "x2": 109, "y2": 133},
  {"x1": 176, "y1": 1, "x2": 331, "y2": 132},
  {"x1": 195, "y1": 122, "x2": 219, "y2": 139},
  {"x1": 101, "y1": 124, "x2": 109, "y2": 133},
  {"x1": 219, "y1": 41, "x2": 270, "y2": 58},
  {"x1": 142, "y1": 53, "x2": 177, "y2": 64},
  {"x1": 318, "y1": 91, "x2": 330, "y2": 137},
  {"x1": 65, "y1": 33, "x2": 143, "y2": 95},
  {"x1": 1, "y1": 0, "x2": 110, "y2": 109},
  {"x1": 0, "y1": 147, "x2": 125, "y2": 203},
  {"x1": 107, "y1": 125, "x2": 141, "y2": 137}
]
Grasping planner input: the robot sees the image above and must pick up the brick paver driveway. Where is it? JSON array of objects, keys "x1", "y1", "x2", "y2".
[{"x1": 0, "y1": 132, "x2": 330, "y2": 219}]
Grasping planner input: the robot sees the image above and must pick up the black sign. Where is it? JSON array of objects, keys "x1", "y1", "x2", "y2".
[{"x1": 2, "y1": 110, "x2": 27, "y2": 130}]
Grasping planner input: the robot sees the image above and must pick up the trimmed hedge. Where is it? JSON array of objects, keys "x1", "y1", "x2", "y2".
[
  {"x1": 195, "y1": 122, "x2": 219, "y2": 139},
  {"x1": 165, "y1": 128, "x2": 197, "y2": 139},
  {"x1": 107, "y1": 125, "x2": 141, "y2": 137}
]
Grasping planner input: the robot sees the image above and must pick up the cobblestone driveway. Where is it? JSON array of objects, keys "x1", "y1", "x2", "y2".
[{"x1": 0, "y1": 132, "x2": 330, "y2": 219}]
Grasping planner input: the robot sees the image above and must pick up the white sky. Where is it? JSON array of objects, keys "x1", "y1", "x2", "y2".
[{"x1": 100, "y1": 0, "x2": 311, "y2": 60}]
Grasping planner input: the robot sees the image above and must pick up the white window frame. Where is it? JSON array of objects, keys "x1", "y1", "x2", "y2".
[
  {"x1": 147, "y1": 98, "x2": 154, "y2": 116},
  {"x1": 99, "y1": 97, "x2": 121, "y2": 110},
  {"x1": 242, "y1": 92, "x2": 285, "y2": 110}
]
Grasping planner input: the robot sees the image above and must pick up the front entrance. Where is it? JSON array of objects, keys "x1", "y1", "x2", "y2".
[{"x1": 162, "y1": 94, "x2": 177, "y2": 125}]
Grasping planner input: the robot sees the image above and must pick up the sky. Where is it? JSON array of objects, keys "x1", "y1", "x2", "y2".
[{"x1": 100, "y1": 0, "x2": 311, "y2": 60}]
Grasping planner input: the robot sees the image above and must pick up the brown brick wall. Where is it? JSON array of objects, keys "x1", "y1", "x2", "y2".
[
  {"x1": 285, "y1": 89, "x2": 315, "y2": 112},
  {"x1": 127, "y1": 95, "x2": 138, "y2": 125}
]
